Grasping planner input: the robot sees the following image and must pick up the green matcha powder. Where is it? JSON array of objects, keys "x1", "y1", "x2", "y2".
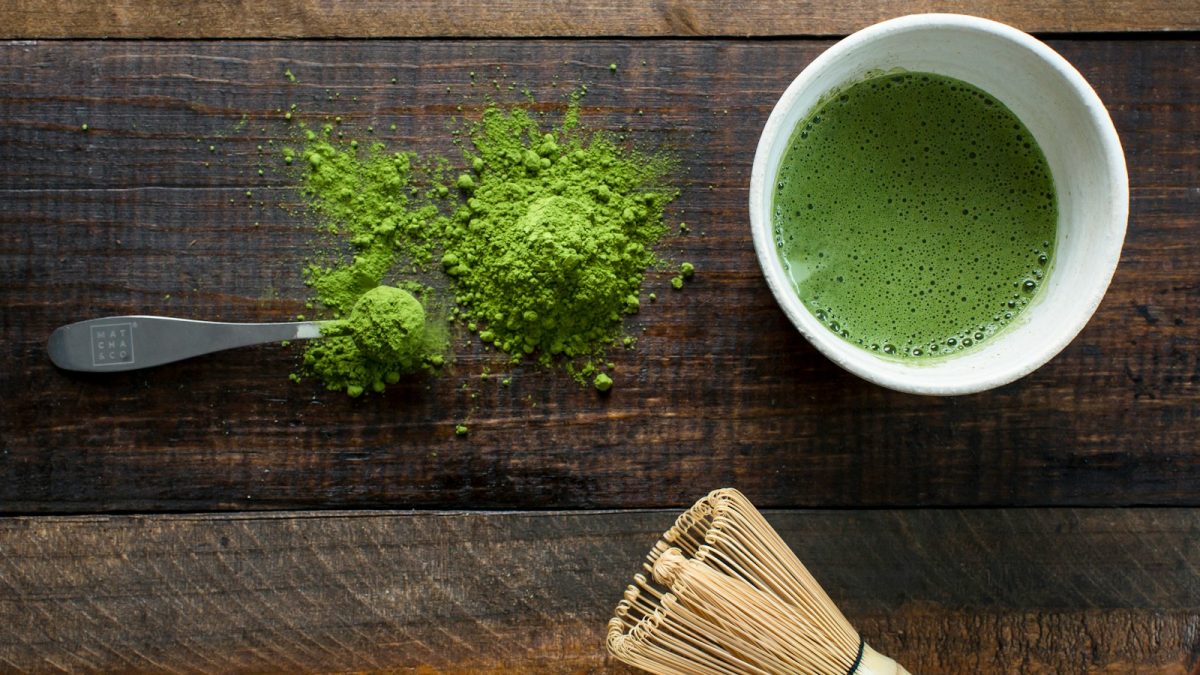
[
  {"x1": 290, "y1": 95, "x2": 680, "y2": 395},
  {"x1": 445, "y1": 103, "x2": 676, "y2": 370}
]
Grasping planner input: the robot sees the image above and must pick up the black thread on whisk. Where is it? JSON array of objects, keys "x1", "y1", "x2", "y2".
[{"x1": 846, "y1": 639, "x2": 865, "y2": 675}]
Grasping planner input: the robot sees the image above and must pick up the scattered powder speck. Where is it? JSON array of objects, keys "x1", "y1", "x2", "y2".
[{"x1": 593, "y1": 372, "x2": 614, "y2": 392}]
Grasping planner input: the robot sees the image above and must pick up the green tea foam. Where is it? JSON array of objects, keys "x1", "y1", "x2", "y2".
[{"x1": 773, "y1": 71, "x2": 1056, "y2": 359}]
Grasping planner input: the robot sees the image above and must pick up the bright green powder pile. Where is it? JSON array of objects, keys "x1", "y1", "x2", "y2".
[
  {"x1": 444, "y1": 102, "x2": 677, "y2": 373},
  {"x1": 345, "y1": 285, "x2": 426, "y2": 362},
  {"x1": 293, "y1": 126, "x2": 445, "y2": 300},
  {"x1": 292, "y1": 126, "x2": 449, "y2": 396},
  {"x1": 305, "y1": 285, "x2": 441, "y2": 397},
  {"x1": 290, "y1": 95, "x2": 679, "y2": 394}
]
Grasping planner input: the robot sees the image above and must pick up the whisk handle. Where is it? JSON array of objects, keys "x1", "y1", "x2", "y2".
[{"x1": 856, "y1": 644, "x2": 912, "y2": 675}]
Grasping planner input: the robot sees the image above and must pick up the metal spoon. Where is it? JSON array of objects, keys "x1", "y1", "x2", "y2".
[{"x1": 47, "y1": 315, "x2": 342, "y2": 372}]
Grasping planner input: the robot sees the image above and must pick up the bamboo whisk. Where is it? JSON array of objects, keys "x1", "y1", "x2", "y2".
[{"x1": 607, "y1": 488, "x2": 910, "y2": 675}]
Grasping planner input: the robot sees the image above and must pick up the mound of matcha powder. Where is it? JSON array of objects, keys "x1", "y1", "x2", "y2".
[
  {"x1": 443, "y1": 101, "x2": 677, "y2": 371},
  {"x1": 346, "y1": 285, "x2": 426, "y2": 362},
  {"x1": 304, "y1": 285, "x2": 440, "y2": 397}
]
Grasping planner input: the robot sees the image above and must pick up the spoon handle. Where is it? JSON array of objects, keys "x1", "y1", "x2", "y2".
[{"x1": 47, "y1": 315, "x2": 329, "y2": 372}]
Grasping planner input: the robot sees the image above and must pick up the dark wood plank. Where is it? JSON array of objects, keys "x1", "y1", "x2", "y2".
[
  {"x1": 6, "y1": 0, "x2": 1200, "y2": 38},
  {"x1": 1, "y1": 40, "x2": 1197, "y2": 513},
  {"x1": 0, "y1": 508, "x2": 1196, "y2": 673}
]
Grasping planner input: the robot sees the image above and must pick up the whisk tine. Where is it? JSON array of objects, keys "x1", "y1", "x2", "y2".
[
  {"x1": 655, "y1": 548, "x2": 856, "y2": 673},
  {"x1": 700, "y1": 490, "x2": 859, "y2": 649},
  {"x1": 608, "y1": 589, "x2": 777, "y2": 675},
  {"x1": 607, "y1": 489, "x2": 910, "y2": 675}
]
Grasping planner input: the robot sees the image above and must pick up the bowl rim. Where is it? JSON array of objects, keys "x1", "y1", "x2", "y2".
[{"x1": 748, "y1": 13, "x2": 1129, "y2": 396}]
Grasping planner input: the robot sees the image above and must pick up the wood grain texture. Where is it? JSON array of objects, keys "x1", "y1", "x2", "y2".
[
  {"x1": 0, "y1": 39, "x2": 1197, "y2": 513},
  {"x1": 6, "y1": 0, "x2": 1200, "y2": 38},
  {"x1": 1, "y1": 508, "x2": 1197, "y2": 673}
]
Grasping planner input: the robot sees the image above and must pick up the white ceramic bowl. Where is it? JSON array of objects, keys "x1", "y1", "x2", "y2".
[{"x1": 749, "y1": 14, "x2": 1128, "y2": 395}]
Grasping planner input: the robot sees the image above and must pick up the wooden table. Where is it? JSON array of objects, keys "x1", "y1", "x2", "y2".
[{"x1": 2, "y1": 2, "x2": 1198, "y2": 672}]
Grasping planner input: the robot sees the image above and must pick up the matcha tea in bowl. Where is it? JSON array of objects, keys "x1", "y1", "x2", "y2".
[{"x1": 749, "y1": 14, "x2": 1128, "y2": 395}]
